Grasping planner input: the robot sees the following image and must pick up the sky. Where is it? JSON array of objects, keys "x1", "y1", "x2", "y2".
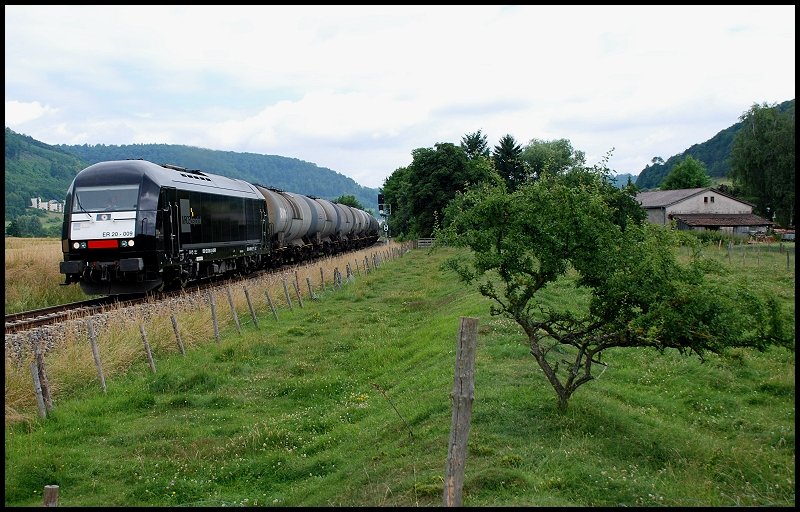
[{"x1": 5, "y1": 5, "x2": 795, "y2": 189}]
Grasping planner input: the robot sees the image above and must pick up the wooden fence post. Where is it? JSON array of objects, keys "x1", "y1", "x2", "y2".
[
  {"x1": 34, "y1": 346, "x2": 53, "y2": 411},
  {"x1": 86, "y1": 319, "x2": 107, "y2": 393},
  {"x1": 170, "y1": 315, "x2": 186, "y2": 356},
  {"x1": 282, "y1": 277, "x2": 294, "y2": 310},
  {"x1": 265, "y1": 290, "x2": 279, "y2": 321},
  {"x1": 306, "y1": 277, "x2": 318, "y2": 300},
  {"x1": 293, "y1": 279, "x2": 304, "y2": 308},
  {"x1": 320, "y1": 267, "x2": 326, "y2": 291},
  {"x1": 226, "y1": 286, "x2": 242, "y2": 334},
  {"x1": 443, "y1": 317, "x2": 479, "y2": 507},
  {"x1": 208, "y1": 292, "x2": 220, "y2": 343},
  {"x1": 243, "y1": 286, "x2": 259, "y2": 329},
  {"x1": 43, "y1": 484, "x2": 59, "y2": 507},
  {"x1": 30, "y1": 362, "x2": 47, "y2": 419},
  {"x1": 139, "y1": 325, "x2": 157, "y2": 374}
]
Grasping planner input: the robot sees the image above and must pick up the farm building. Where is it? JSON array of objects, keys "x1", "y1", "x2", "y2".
[{"x1": 635, "y1": 187, "x2": 773, "y2": 236}]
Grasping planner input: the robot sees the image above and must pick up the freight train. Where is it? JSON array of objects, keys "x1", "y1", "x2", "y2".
[{"x1": 59, "y1": 159, "x2": 380, "y2": 295}]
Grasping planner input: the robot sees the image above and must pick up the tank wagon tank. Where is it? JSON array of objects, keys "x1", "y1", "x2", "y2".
[{"x1": 59, "y1": 159, "x2": 380, "y2": 295}]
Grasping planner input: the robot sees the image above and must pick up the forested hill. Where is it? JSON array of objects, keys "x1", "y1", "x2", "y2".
[
  {"x1": 55, "y1": 142, "x2": 379, "y2": 211},
  {"x1": 4, "y1": 128, "x2": 87, "y2": 218},
  {"x1": 635, "y1": 98, "x2": 794, "y2": 190},
  {"x1": 611, "y1": 173, "x2": 637, "y2": 188},
  {"x1": 4, "y1": 127, "x2": 380, "y2": 218}
]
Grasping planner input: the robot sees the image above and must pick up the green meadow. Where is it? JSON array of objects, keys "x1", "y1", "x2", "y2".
[{"x1": 4, "y1": 244, "x2": 795, "y2": 506}]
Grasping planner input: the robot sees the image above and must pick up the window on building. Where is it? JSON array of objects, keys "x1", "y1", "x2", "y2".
[
  {"x1": 704, "y1": 197, "x2": 708, "y2": 203},
  {"x1": 710, "y1": 196, "x2": 715, "y2": 203}
]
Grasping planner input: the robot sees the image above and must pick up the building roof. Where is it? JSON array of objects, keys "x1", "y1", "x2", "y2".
[
  {"x1": 636, "y1": 188, "x2": 707, "y2": 208},
  {"x1": 671, "y1": 213, "x2": 774, "y2": 227},
  {"x1": 636, "y1": 187, "x2": 754, "y2": 208}
]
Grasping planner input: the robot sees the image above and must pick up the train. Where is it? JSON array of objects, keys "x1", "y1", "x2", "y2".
[{"x1": 59, "y1": 159, "x2": 380, "y2": 295}]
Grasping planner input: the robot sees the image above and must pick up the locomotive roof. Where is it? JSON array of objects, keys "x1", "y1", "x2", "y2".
[{"x1": 74, "y1": 159, "x2": 262, "y2": 199}]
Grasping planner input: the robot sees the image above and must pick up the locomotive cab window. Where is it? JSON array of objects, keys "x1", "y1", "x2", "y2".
[{"x1": 74, "y1": 185, "x2": 139, "y2": 212}]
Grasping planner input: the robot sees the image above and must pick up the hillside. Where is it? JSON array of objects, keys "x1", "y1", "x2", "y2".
[
  {"x1": 611, "y1": 173, "x2": 637, "y2": 189},
  {"x1": 4, "y1": 128, "x2": 380, "y2": 219},
  {"x1": 4, "y1": 128, "x2": 87, "y2": 218},
  {"x1": 635, "y1": 98, "x2": 794, "y2": 190},
  {"x1": 56, "y1": 142, "x2": 380, "y2": 211}
]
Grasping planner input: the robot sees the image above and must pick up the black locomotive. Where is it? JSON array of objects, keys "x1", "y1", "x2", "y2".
[{"x1": 59, "y1": 159, "x2": 380, "y2": 295}]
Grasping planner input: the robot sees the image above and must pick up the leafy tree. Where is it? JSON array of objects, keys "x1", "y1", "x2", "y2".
[
  {"x1": 492, "y1": 134, "x2": 526, "y2": 192},
  {"x1": 382, "y1": 143, "x2": 502, "y2": 239},
  {"x1": 520, "y1": 138, "x2": 586, "y2": 180},
  {"x1": 407, "y1": 143, "x2": 501, "y2": 238},
  {"x1": 437, "y1": 167, "x2": 791, "y2": 411},
  {"x1": 460, "y1": 130, "x2": 490, "y2": 160},
  {"x1": 6, "y1": 215, "x2": 45, "y2": 237},
  {"x1": 381, "y1": 166, "x2": 415, "y2": 239},
  {"x1": 559, "y1": 149, "x2": 646, "y2": 231},
  {"x1": 660, "y1": 155, "x2": 712, "y2": 190},
  {"x1": 333, "y1": 194, "x2": 365, "y2": 210},
  {"x1": 730, "y1": 101, "x2": 795, "y2": 227}
]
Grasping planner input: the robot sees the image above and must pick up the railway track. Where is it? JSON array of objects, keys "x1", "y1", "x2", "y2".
[
  {"x1": 5, "y1": 296, "x2": 135, "y2": 334},
  {"x1": 5, "y1": 251, "x2": 352, "y2": 335},
  {"x1": 4, "y1": 276, "x2": 245, "y2": 335},
  {"x1": 5, "y1": 241, "x2": 394, "y2": 336}
]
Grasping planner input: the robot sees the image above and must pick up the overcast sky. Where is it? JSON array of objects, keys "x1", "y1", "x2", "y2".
[{"x1": 5, "y1": 5, "x2": 795, "y2": 189}]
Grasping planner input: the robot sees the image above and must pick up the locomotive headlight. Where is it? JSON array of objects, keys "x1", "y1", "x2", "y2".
[
  {"x1": 73, "y1": 242, "x2": 80, "y2": 249},
  {"x1": 128, "y1": 239, "x2": 135, "y2": 247}
]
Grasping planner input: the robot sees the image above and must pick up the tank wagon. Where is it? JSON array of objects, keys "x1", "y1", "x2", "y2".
[{"x1": 59, "y1": 159, "x2": 379, "y2": 295}]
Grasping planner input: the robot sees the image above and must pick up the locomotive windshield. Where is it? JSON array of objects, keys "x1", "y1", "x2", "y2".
[{"x1": 73, "y1": 185, "x2": 139, "y2": 212}]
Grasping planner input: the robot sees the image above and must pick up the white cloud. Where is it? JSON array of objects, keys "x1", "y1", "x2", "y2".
[
  {"x1": 4, "y1": 100, "x2": 58, "y2": 125},
  {"x1": 4, "y1": 5, "x2": 795, "y2": 189}
]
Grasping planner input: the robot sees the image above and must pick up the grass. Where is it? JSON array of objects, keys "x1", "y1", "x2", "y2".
[
  {"x1": 5, "y1": 237, "x2": 98, "y2": 314},
  {"x1": 3, "y1": 240, "x2": 795, "y2": 506}
]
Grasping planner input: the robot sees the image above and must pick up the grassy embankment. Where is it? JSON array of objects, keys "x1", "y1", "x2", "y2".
[
  {"x1": 5, "y1": 237, "x2": 94, "y2": 314},
  {"x1": 4, "y1": 238, "x2": 795, "y2": 506}
]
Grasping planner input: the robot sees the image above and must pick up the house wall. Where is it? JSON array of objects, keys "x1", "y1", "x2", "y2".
[
  {"x1": 674, "y1": 222, "x2": 760, "y2": 235},
  {"x1": 645, "y1": 208, "x2": 667, "y2": 225},
  {"x1": 29, "y1": 197, "x2": 65, "y2": 213},
  {"x1": 666, "y1": 192, "x2": 751, "y2": 216}
]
